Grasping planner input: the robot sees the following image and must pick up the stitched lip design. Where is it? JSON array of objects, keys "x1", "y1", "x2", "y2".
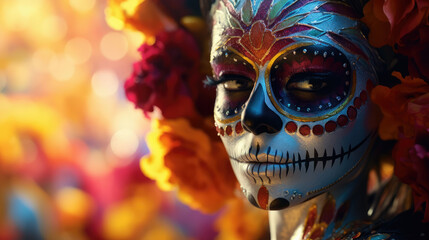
[
  {"x1": 230, "y1": 132, "x2": 375, "y2": 184},
  {"x1": 230, "y1": 131, "x2": 374, "y2": 168}
]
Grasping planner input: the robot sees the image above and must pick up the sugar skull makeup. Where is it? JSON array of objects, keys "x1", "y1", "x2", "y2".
[{"x1": 210, "y1": 0, "x2": 380, "y2": 210}]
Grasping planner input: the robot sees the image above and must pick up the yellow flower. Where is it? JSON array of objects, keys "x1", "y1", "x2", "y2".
[{"x1": 141, "y1": 118, "x2": 237, "y2": 213}]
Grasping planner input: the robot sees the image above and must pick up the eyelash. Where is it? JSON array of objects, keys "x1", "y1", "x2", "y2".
[
  {"x1": 204, "y1": 75, "x2": 246, "y2": 87},
  {"x1": 204, "y1": 76, "x2": 221, "y2": 87}
]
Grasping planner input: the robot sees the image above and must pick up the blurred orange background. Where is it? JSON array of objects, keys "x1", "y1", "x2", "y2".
[{"x1": 0, "y1": 0, "x2": 223, "y2": 239}]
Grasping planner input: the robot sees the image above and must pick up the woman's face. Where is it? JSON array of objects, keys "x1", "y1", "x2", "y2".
[{"x1": 210, "y1": 0, "x2": 380, "y2": 210}]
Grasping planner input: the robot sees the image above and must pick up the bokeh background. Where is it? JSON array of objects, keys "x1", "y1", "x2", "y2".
[{"x1": 0, "y1": 0, "x2": 225, "y2": 239}]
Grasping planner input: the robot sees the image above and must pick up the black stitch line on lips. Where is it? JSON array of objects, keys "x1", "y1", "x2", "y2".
[
  {"x1": 285, "y1": 152, "x2": 289, "y2": 165},
  {"x1": 313, "y1": 149, "x2": 319, "y2": 171},
  {"x1": 347, "y1": 144, "x2": 352, "y2": 159},
  {"x1": 305, "y1": 151, "x2": 310, "y2": 172},
  {"x1": 322, "y1": 149, "x2": 328, "y2": 169},
  {"x1": 251, "y1": 163, "x2": 258, "y2": 182},
  {"x1": 256, "y1": 163, "x2": 264, "y2": 183},
  {"x1": 247, "y1": 163, "x2": 257, "y2": 183},
  {"x1": 248, "y1": 145, "x2": 253, "y2": 161},
  {"x1": 298, "y1": 153, "x2": 302, "y2": 171},
  {"x1": 280, "y1": 152, "x2": 283, "y2": 178},
  {"x1": 292, "y1": 153, "x2": 296, "y2": 173},
  {"x1": 244, "y1": 152, "x2": 251, "y2": 162},
  {"x1": 243, "y1": 149, "x2": 256, "y2": 183},
  {"x1": 273, "y1": 150, "x2": 277, "y2": 177},
  {"x1": 272, "y1": 163, "x2": 276, "y2": 180},
  {"x1": 230, "y1": 132, "x2": 372, "y2": 169},
  {"x1": 340, "y1": 146, "x2": 345, "y2": 163},
  {"x1": 285, "y1": 152, "x2": 289, "y2": 176},
  {"x1": 266, "y1": 147, "x2": 271, "y2": 162},
  {"x1": 274, "y1": 149, "x2": 278, "y2": 163},
  {"x1": 255, "y1": 143, "x2": 260, "y2": 162},
  {"x1": 265, "y1": 163, "x2": 271, "y2": 184}
]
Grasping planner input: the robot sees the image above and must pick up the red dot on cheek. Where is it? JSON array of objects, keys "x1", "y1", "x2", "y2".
[
  {"x1": 312, "y1": 125, "x2": 324, "y2": 136},
  {"x1": 354, "y1": 97, "x2": 362, "y2": 109},
  {"x1": 225, "y1": 126, "x2": 233, "y2": 136},
  {"x1": 347, "y1": 106, "x2": 357, "y2": 120},
  {"x1": 325, "y1": 121, "x2": 337, "y2": 133},
  {"x1": 337, "y1": 115, "x2": 349, "y2": 127},
  {"x1": 235, "y1": 122, "x2": 243, "y2": 134},
  {"x1": 285, "y1": 121, "x2": 298, "y2": 133},
  {"x1": 218, "y1": 127, "x2": 224, "y2": 136},
  {"x1": 299, "y1": 125, "x2": 311, "y2": 136}
]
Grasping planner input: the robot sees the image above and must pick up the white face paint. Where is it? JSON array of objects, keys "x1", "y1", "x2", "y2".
[{"x1": 210, "y1": 0, "x2": 380, "y2": 210}]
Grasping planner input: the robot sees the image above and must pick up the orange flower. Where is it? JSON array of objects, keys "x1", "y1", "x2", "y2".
[
  {"x1": 141, "y1": 118, "x2": 237, "y2": 213},
  {"x1": 362, "y1": 0, "x2": 391, "y2": 47},
  {"x1": 215, "y1": 198, "x2": 268, "y2": 240},
  {"x1": 106, "y1": 0, "x2": 177, "y2": 41},
  {"x1": 371, "y1": 72, "x2": 429, "y2": 140}
]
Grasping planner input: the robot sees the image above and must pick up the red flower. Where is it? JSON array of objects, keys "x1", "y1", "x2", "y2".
[
  {"x1": 371, "y1": 72, "x2": 429, "y2": 140},
  {"x1": 362, "y1": 0, "x2": 429, "y2": 81},
  {"x1": 124, "y1": 29, "x2": 207, "y2": 119},
  {"x1": 399, "y1": 25, "x2": 429, "y2": 82},
  {"x1": 372, "y1": 72, "x2": 429, "y2": 221},
  {"x1": 393, "y1": 126, "x2": 429, "y2": 222}
]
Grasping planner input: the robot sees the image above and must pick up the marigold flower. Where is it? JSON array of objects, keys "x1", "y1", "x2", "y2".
[
  {"x1": 371, "y1": 72, "x2": 429, "y2": 140},
  {"x1": 141, "y1": 118, "x2": 236, "y2": 213}
]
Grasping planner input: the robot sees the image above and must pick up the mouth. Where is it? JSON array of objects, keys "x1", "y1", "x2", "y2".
[{"x1": 230, "y1": 131, "x2": 374, "y2": 182}]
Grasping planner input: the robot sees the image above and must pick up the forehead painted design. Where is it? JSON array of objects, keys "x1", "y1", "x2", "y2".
[{"x1": 212, "y1": 0, "x2": 369, "y2": 66}]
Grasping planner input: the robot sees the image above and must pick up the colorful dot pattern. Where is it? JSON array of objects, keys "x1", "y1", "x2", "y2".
[{"x1": 216, "y1": 121, "x2": 245, "y2": 136}]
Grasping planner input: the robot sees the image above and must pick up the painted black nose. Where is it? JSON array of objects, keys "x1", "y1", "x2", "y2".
[{"x1": 242, "y1": 85, "x2": 283, "y2": 135}]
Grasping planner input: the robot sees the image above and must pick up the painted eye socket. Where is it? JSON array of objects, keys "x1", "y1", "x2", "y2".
[
  {"x1": 214, "y1": 74, "x2": 254, "y2": 118},
  {"x1": 286, "y1": 72, "x2": 332, "y2": 92},
  {"x1": 222, "y1": 76, "x2": 254, "y2": 91},
  {"x1": 270, "y1": 45, "x2": 352, "y2": 113}
]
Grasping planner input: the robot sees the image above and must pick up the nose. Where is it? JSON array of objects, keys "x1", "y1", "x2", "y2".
[{"x1": 242, "y1": 84, "x2": 283, "y2": 135}]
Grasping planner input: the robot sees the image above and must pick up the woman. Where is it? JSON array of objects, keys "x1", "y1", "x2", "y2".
[
  {"x1": 117, "y1": 0, "x2": 429, "y2": 239},
  {"x1": 207, "y1": 0, "x2": 396, "y2": 238}
]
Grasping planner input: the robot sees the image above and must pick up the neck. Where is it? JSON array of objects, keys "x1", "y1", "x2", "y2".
[{"x1": 269, "y1": 173, "x2": 368, "y2": 240}]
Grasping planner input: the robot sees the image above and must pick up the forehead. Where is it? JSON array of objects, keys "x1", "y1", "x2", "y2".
[{"x1": 211, "y1": 0, "x2": 365, "y2": 67}]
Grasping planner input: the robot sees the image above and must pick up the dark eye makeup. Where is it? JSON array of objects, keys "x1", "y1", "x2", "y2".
[
  {"x1": 270, "y1": 45, "x2": 352, "y2": 113},
  {"x1": 210, "y1": 45, "x2": 352, "y2": 118}
]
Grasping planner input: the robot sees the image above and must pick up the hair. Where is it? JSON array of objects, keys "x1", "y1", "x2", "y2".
[{"x1": 199, "y1": 0, "x2": 369, "y2": 18}]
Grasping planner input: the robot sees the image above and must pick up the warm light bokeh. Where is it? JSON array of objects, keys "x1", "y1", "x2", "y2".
[{"x1": 0, "y1": 0, "x2": 222, "y2": 239}]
